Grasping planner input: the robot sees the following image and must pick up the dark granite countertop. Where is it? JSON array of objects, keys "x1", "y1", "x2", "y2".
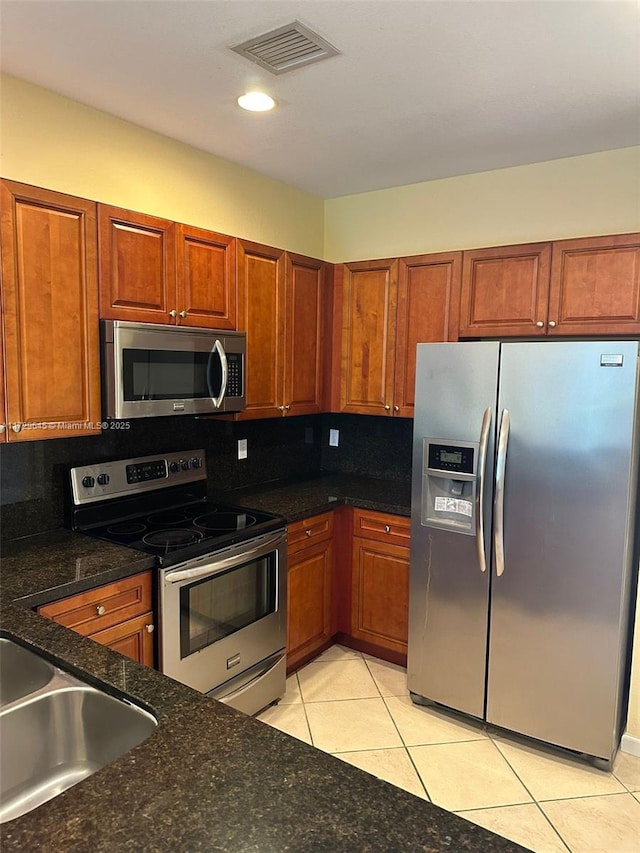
[{"x1": 0, "y1": 479, "x2": 527, "y2": 852}]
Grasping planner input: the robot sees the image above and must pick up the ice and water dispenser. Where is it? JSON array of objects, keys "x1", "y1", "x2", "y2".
[{"x1": 421, "y1": 439, "x2": 478, "y2": 535}]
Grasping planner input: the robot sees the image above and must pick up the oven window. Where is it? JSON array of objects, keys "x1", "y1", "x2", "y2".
[
  {"x1": 122, "y1": 348, "x2": 222, "y2": 401},
  {"x1": 179, "y1": 552, "x2": 277, "y2": 658}
]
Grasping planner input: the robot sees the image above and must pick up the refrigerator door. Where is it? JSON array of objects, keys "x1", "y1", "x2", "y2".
[
  {"x1": 487, "y1": 341, "x2": 640, "y2": 759},
  {"x1": 408, "y1": 342, "x2": 500, "y2": 718}
]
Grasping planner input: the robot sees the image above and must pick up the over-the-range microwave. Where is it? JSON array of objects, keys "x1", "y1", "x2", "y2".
[{"x1": 101, "y1": 320, "x2": 246, "y2": 419}]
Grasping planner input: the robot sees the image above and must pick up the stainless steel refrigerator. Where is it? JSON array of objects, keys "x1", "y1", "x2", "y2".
[{"x1": 408, "y1": 340, "x2": 640, "y2": 766}]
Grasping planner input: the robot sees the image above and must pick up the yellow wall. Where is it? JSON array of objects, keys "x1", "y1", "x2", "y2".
[
  {"x1": 0, "y1": 74, "x2": 324, "y2": 257},
  {"x1": 324, "y1": 147, "x2": 640, "y2": 262}
]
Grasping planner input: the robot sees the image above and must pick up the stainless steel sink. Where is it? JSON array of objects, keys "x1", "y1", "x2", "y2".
[{"x1": 0, "y1": 637, "x2": 157, "y2": 824}]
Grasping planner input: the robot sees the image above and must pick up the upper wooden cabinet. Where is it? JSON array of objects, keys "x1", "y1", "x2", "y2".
[
  {"x1": 459, "y1": 242, "x2": 552, "y2": 338},
  {"x1": 459, "y1": 234, "x2": 640, "y2": 338},
  {"x1": 237, "y1": 240, "x2": 325, "y2": 419},
  {"x1": 336, "y1": 253, "x2": 460, "y2": 416},
  {"x1": 0, "y1": 180, "x2": 101, "y2": 441},
  {"x1": 98, "y1": 205, "x2": 236, "y2": 329},
  {"x1": 547, "y1": 233, "x2": 640, "y2": 335}
]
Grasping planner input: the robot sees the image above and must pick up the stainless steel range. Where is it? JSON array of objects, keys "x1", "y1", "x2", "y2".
[{"x1": 69, "y1": 450, "x2": 287, "y2": 716}]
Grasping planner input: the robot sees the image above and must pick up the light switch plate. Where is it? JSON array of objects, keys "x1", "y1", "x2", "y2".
[
  {"x1": 237, "y1": 438, "x2": 248, "y2": 460},
  {"x1": 329, "y1": 429, "x2": 339, "y2": 447}
]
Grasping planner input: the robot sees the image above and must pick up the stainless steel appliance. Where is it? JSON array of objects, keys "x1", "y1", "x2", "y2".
[
  {"x1": 101, "y1": 320, "x2": 246, "y2": 419},
  {"x1": 69, "y1": 450, "x2": 287, "y2": 716},
  {"x1": 408, "y1": 341, "x2": 640, "y2": 767}
]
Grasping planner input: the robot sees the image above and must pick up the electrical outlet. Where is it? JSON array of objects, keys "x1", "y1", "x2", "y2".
[
  {"x1": 237, "y1": 438, "x2": 247, "y2": 460},
  {"x1": 329, "y1": 429, "x2": 339, "y2": 447}
]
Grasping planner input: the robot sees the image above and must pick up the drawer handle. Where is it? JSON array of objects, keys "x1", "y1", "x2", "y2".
[
  {"x1": 384, "y1": 525, "x2": 391, "y2": 533},
  {"x1": 96, "y1": 604, "x2": 106, "y2": 616},
  {"x1": 145, "y1": 624, "x2": 155, "y2": 634},
  {"x1": 305, "y1": 529, "x2": 312, "y2": 537}
]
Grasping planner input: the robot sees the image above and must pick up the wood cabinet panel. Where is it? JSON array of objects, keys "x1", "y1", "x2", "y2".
[
  {"x1": 38, "y1": 572, "x2": 152, "y2": 637},
  {"x1": 98, "y1": 205, "x2": 177, "y2": 323},
  {"x1": 548, "y1": 233, "x2": 640, "y2": 335},
  {"x1": 395, "y1": 252, "x2": 461, "y2": 416},
  {"x1": 90, "y1": 612, "x2": 155, "y2": 667},
  {"x1": 284, "y1": 253, "x2": 324, "y2": 415},
  {"x1": 459, "y1": 243, "x2": 552, "y2": 337},
  {"x1": 176, "y1": 224, "x2": 236, "y2": 329},
  {"x1": 287, "y1": 538, "x2": 333, "y2": 670},
  {"x1": 288, "y1": 512, "x2": 334, "y2": 553},
  {"x1": 340, "y1": 258, "x2": 398, "y2": 415},
  {"x1": 352, "y1": 508, "x2": 410, "y2": 547},
  {"x1": 0, "y1": 180, "x2": 101, "y2": 441}
]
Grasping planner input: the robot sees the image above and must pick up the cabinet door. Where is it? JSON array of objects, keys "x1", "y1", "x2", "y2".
[
  {"x1": 0, "y1": 299, "x2": 7, "y2": 442},
  {"x1": 0, "y1": 180, "x2": 101, "y2": 441},
  {"x1": 90, "y1": 612, "x2": 155, "y2": 667},
  {"x1": 339, "y1": 258, "x2": 398, "y2": 415},
  {"x1": 236, "y1": 240, "x2": 285, "y2": 419},
  {"x1": 284, "y1": 253, "x2": 324, "y2": 416},
  {"x1": 98, "y1": 205, "x2": 177, "y2": 323},
  {"x1": 351, "y1": 535, "x2": 409, "y2": 656},
  {"x1": 287, "y1": 538, "x2": 333, "y2": 670},
  {"x1": 394, "y1": 252, "x2": 462, "y2": 417},
  {"x1": 176, "y1": 224, "x2": 236, "y2": 329},
  {"x1": 548, "y1": 233, "x2": 640, "y2": 335},
  {"x1": 459, "y1": 243, "x2": 551, "y2": 337}
]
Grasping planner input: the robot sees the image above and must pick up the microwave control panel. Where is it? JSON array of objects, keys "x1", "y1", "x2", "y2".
[{"x1": 226, "y1": 353, "x2": 243, "y2": 398}]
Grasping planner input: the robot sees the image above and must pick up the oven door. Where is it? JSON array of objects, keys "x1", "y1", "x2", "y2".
[{"x1": 159, "y1": 529, "x2": 287, "y2": 710}]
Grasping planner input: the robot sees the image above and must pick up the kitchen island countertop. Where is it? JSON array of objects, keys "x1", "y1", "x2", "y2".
[{"x1": 0, "y1": 478, "x2": 528, "y2": 852}]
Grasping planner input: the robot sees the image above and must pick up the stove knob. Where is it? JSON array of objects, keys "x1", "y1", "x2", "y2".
[
  {"x1": 97, "y1": 474, "x2": 110, "y2": 486},
  {"x1": 169, "y1": 461, "x2": 180, "y2": 473},
  {"x1": 181, "y1": 460, "x2": 191, "y2": 471},
  {"x1": 191, "y1": 457, "x2": 201, "y2": 469},
  {"x1": 82, "y1": 475, "x2": 95, "y2": 488}
]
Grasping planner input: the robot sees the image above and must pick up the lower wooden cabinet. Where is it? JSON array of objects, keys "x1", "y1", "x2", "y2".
[
  {"x1": 287, "y1": 513, "x2": 334, "y2": 670},
  {"x1": 38, "y1": 571, "x2": 155, "y2": 668},
  {"x1": 350, "y1": 509, "x2": 410, "y2": 658}
]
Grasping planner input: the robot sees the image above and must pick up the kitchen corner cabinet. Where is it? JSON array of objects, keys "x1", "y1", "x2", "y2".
[
  {"x1": 0, "y1": 180, "x2": 101, "y2": 442},
  {"x1": 98, "y1": 206, "x2": 236, "y2": 329},
  {"x1": 38, "y1": 572, "x2": 155, "y2": 668},
  {"x1": 236, "y1": 241, "x2": 325, "y2": 420},
  {"x1": 350, "y1": 509, "x2": 410, "y2": 658},
  {"x1": 287, "y1": 513, "x2": 334, "y2": 671},
  {"x1": 336, "y1": 253, "x2": 460, "y2": 417}
]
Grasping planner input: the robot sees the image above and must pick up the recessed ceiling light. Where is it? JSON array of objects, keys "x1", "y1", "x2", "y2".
[{"x1": 237, "y1": 92, "x2": 276, "y2": 112}]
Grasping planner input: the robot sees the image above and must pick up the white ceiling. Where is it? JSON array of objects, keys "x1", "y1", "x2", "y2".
[{"x1": 1, "y1": 0, "x2": 639, "y2": 199}]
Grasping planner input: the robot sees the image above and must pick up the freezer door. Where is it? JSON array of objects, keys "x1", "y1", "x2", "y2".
[
  {"x1": 487, "y1": 341, "x2": 640, "y2": 759},
  {"x1": 408, "y1": 342, "x2": 499, "y2": 718}
]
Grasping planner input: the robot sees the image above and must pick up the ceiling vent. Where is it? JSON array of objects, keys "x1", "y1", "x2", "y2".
[{"x1": 231, "y1": 21, "x2": 340, "y2": 75}]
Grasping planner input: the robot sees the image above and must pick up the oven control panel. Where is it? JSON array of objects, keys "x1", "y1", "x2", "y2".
[{"x1": 71, "y1": 450, "x2": 207, "y2": 505}]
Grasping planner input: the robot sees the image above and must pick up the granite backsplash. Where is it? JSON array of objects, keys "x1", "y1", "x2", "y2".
[{"x1": 0, "y1": 413, "x2": 413, "y2": 541}]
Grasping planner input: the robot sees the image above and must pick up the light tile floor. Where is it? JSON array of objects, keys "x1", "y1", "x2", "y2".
[{"x1": 257, "y1": 645, "x2": 640, "y2": 853}]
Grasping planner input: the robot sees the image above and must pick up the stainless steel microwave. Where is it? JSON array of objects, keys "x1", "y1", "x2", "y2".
[{"x1": 101, "y1": 320, "x2": 246, "y2": 419}]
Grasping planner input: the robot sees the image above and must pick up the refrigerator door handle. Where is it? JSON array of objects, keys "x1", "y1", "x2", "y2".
[
  {"x1": 475, "y1": 407, "x2": 492, "y2": 573},
  {"x1": 494, "y1": 408, "x2": 510, "y2": 577}
]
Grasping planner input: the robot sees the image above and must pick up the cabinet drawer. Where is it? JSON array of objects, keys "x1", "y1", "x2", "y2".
[
  {"x1": 38, "y1": 572, "x2": 153, "y2": 636},
  {"x1": 288, "y1": 512, "x2": 334, "y2": 553},
  {"x1": 352, "y1": 509, "x2": 410, "y2": 547}
]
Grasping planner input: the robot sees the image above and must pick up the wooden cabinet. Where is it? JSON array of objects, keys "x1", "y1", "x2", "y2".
[
  {"x1": 237, "y1": 241, "x2": 325, "y2": 419},
  {"x1": 287, "y1": 513, "x2": 334, "y2": 670},
  {"x1": 350, "y1": 509, "x2": 410, "y2": 658},
  {"x1": 459, "y1": 242, "x2": 552, "y2": 338},
  {"x1": 336, "y1": 253, "x2": 460, "y2": 417},
  {"x1": 99, "y1": 206, "x2": 236, "y2": 328},
  {"x1": 38, "y1": 572, "x2": 155, "y2": 668},
  {"x1": 0, "y1": 180, "x2": 101, "y2": 442},
  {"x1": 459, "y1": 234, "x2": 640, "y2": 338},
  {"x1": 548, "y1": 233, "x2": 640, "y2": 335}
]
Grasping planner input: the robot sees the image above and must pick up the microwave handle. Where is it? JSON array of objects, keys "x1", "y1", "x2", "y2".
[{"x1": 207, "y1": 339, "x2": 228, "y2": 409}]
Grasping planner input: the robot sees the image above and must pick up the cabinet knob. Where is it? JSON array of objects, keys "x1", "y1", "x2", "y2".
[
  {"x1": 285, "y1": 404, "x2": 291, "y2": 411},
  {"x1": 179, "y1": 310, "x2": 188, "y2": 318},
  {"x1": 393, "y1": 405, "x2": 399, "y2": 412},
  {"x1": 145, "y1": 624, "x2": 155, "y2": 633},
  {"x1": 305, "y1": 529, "x2": 312, "y2": 537},
  {"x1": 536, "y1": 321, "x2": 544, "y2": 328},
  {"x1": 548, "y1": 320, "x2": 557, "y2": 328},
  {"x1": 384, "y1": 524, "x2": 391, "y2": 533},
  {"x1": 11, "y1": 423, "x2": 22, "y2": 433},
  {"x1": 0, "y1": 424, "x2": 5, "y2": 435},
  {"x1": 278, "y1": 405, "x2": 285, "y2": 412},
  {"x1": 169, "y1": 309, "x2": 177, "y2": 318},
  {"x1": 384, "y1": 404, "x2": 391, "y2": 411},
  {"x1": 96, "y1": 604, "x2": 106, "y2": 616}
]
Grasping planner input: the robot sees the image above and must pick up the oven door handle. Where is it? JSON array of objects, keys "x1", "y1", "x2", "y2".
[
  {"x1": 207, "y1": 339, "x2": 227, "y2": 409},
  {"x1": 163, "y1": 531, "x2": 287, "y2": 584}
]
